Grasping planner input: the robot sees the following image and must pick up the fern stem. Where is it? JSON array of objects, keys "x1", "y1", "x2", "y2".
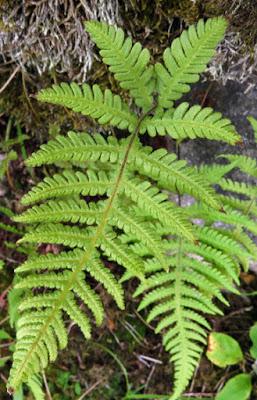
[{"x1": 9, "y1": 105, "x2": 156, "y2": 391}]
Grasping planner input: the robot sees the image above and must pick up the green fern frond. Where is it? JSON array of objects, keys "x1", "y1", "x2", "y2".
[
  {"x1": 21, "y1": 170, "x2": 113, "y2": 205},
  {"x1": 155, "y1": 17, "x2": 227, "y2": 108},
  {"x1": 140, "y1": 103, "x2": 240, "y2": 144},
  {"x1": 26, "y1": 132, "x2": 122, "y2": 167},
  {"x1": 187, "y1": 204, "x2": 257, "y2": 236},
  {"x1": 14, "y1": 198, "x2": 104, "y2": 224},
  {"x1": 134, "y1": 240, "x2": 235, "y2": 400},
  {"x1": 85, "y1": 21, "x2": 154, "y2": 110},
  {"x1": 219, "y1": 178, "x2": 257, "y2": 198},
  {"x1": 248, "y1": 115, "x2": 257, "y2": 141},
  {"x1": 219, "y1": 154, "x2": 257, "y2": 178},
  {"x1": 37, "y1": 83, "x2": 137, "y2": 132},
  {"x1": 9, "y1": 16, "x2": 254, "y2": 400},
  {"x1": 122, "y1": 177, "x2": 195, "y2": 241},
  {"x1": 132, "y1": 145, "x2": 220, "y2": 209}
]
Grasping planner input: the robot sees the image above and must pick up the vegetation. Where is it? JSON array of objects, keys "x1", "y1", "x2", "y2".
[{"x1": 1, "y1": 15, "x2": 257, "y2": 400}]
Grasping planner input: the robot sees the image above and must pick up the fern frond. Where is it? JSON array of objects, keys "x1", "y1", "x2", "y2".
[
  {"x1": 21, "y1": 170, "x2": 113, "y2": 205},
  {"x1": 155, "y1": 17, "x2": 227, "y2": 108},
  {"x1": 187, "y1": 204, "x2": 257, "y2": 236},
  {"x1": 16, "y1": 249, "x2": 124, "y2": 309},
  {"x1": 134, "y1": 242, "x2": 233, "y2": 400},
  {"x1": 219, "y1": 154, "x2": 257, "y2": 178},
  {"x1": 196, "y1": 226, "x2": 251, "y2": 265},
  {"x1": 219, "y1": 178, "x2": 257, "y2": 198},
  {"x1": 132, "y1": 145, "x2": 220, "y2": 209},
  {"x1": 140, "y1": 103, "x2": 240, "y2": 144},
  {"x1": 85, "y1": 21, "x2": 154, "y2": 110},
  {"x1": 26, "y1": 132, "x2": 122, "y2": 167},
  {"x1": 10, "y1": 17, "x2": 252, "y2": 399},
  {"x1": 14, "y1": 198, "x2": 104, "y2": 224},
  {"x1": 122, "y1": 177, "x2": 195, "y2": 242},
  {"x1": 248, "y1": 115, "x2": 257, "y2": 142},
  {"x1": 37, "y1": 83, "x2": 137, "y2": 132}
]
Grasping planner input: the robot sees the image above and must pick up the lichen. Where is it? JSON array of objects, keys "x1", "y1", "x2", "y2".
[{"x1": 0, "y1": 0, "x2": 119, "y2": 81}]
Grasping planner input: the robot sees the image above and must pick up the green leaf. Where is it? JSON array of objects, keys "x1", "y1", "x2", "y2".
[
  {"x1": 0, "y1": 356, "x2": 10, "y2": 368},
  {"x1": 206, "y1": 332, "x2": 243, "y2": 367},
  {"x1": 248, "y1": 116, "x2": 257, "y2": 142},
  {"x1": 249, "y1": 323, "x2": 257, "y2": 359},
  {"x1": 0, "y1": 329, "x2": 11, "y2": 340},
  {"x1": 215, "y1": 374, "x2": 252, "y2": 400}
]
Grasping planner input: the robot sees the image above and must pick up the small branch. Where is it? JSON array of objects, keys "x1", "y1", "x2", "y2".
[
  {"x1": 0, "y1": 65, "x2": 20, "y2": 94},
  {"x1": 77, "y1": 379, "x2": 104, "y2": 400},
  {"x1": 42, "y1": 371, "x2": 53, "y2": 400}
]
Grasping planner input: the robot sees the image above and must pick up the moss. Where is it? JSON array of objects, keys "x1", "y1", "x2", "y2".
[
  {"x1": 119, "y1": 0, "x2": 257, "y2": 54},
  {"x1": 1, "y1": 0, "x2": 256, "y2": 141},
  {"x1": 0, "y1": 71, "x2": 96, "y2": 145}
]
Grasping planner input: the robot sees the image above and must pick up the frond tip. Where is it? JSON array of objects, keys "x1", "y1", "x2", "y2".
[
  {"x1": 85, "y1": 20, "x2": 154, "y2": 110},
  {"x1": 156, "y1": 17, "x2": 228, "y2": 108}
]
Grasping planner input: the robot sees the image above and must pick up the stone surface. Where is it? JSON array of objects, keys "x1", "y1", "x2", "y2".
[{"x1": 179, "y1": 80, "x2": 257, "y2": 166}]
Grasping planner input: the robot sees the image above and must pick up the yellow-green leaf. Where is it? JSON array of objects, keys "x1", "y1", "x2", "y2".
[{"x1": 206, "y1": 332, "x2": 243, "y2": 367}]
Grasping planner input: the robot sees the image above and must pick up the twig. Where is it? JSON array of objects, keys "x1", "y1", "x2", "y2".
[
  {"x1": 0, "y1": 316, "x2": 9, "y2": 326},
  {"x1": 42, "y1": 370, "x2": 53, "y2": 400},
  {"x1": 0, "y1": 373, "x2": 7, "y2": 384},
  {"x1": 77, "y1": 378, "x2": 104, "y2": 400},
  {"x1": 200, "y1": 82, "x2": 213, "y2": 107},
  {"x1": 21, "y1": 69, "x2": 38, "y2": 118},
  {"x1": 0, "y1": 65, "x2": 20, "y2": 94}
]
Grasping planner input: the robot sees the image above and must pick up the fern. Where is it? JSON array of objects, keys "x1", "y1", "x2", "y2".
[
  {"x1": 8, "y1": 16, "x2": 256, "y2": 400},
  {"x1": 155, "y1": 17, "x2": 228, "y2": 108},
  {"x1": 140, "y1": 103, "x2": 239, "y2": 143},
  {"x1": 85, "y1": 20, "x2": 154, "y2": 111}
]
